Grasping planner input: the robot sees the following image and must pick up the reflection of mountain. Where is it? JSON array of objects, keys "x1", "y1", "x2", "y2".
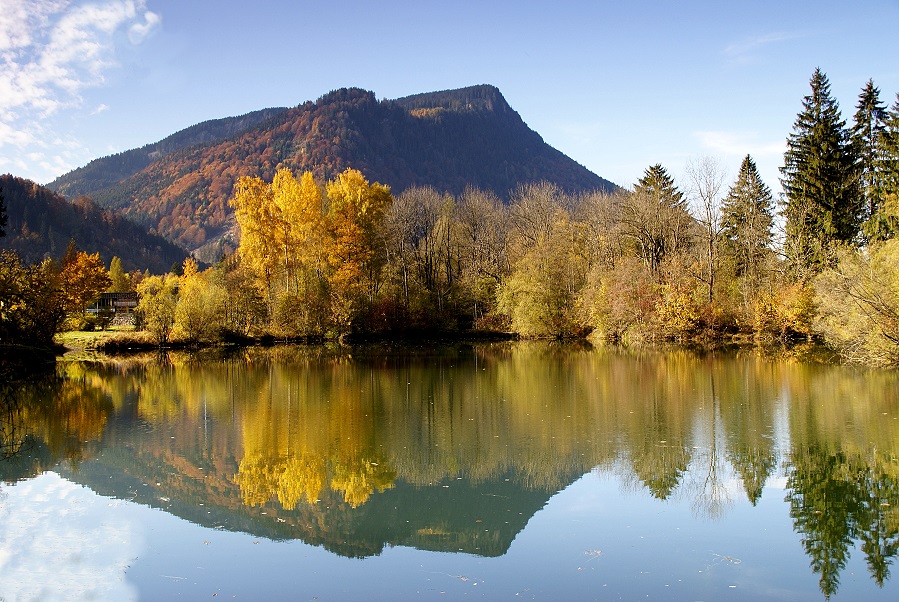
[
  {"x1": 60, "y1": 452, "x2": 574, "y2": 558},
  {"x1": 6, "y1": 344, "x2": 899, "y2": 592}
]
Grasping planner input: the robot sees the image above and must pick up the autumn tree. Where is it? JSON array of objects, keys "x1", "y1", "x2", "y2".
[
  {"x1": 59, "y1": 245, "x2": 112, "y2": 318},
  {"x1": 213, "y1": 258, "x2": 267, "y2": 337},
  {"x1": 136, "y1": 274, "x2": 178, "y2": 344},
  {"x1": 454, "y1": 187, "x2": 510, "y2": 327},
  {"x1": 498, "y1": 183, "x2": 589, "y2": 337},
  {"x1": 324, "y1": 168, "x2": 393, "y2": 332},
  {"x1": 231, "y1": 174, "x2": 281, "y2": 312},
  {"x1": 271, "y1": 168, "x2": 326, "y2": 295},
  {"x1": 498, "y1": 213, "x2": 589, "y2": 337},
  {"x1": 383, "y1": 186, "x2": 461, "y2": 328},
  {"x1": 173, "y1": 258, "x2": 227, "y2": 342},
  {"x1": 686, "y1": 156, "x2": 727, "y2": 303},
  {"x1": 814, "y1": 240, "x2": 899, "y2": 366},
  {"x1": 107, "y1": 256, "x2": 130, "y2": 293},
  {"x1": 0, "y1": 251, "x2": 66, "y2": 347}
]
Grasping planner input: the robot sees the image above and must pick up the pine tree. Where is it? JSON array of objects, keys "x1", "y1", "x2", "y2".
[
  {"x1": 781, "y1": 69, "x2": 861, "y2": 278},
  {"x1": 883, "y1": 95, "x2": 899, "y2": 190},
  {"x1": 0, "y1": 185, "x2": 8, "y2": 238},
  {"x1": 720, "y1": 155, "x2": 774, "y2": 285},
  {"x1": 635, "y1": 164, "x2": 688, "y2": 210},
  {"x1": 851, "y1": 80, "x2": 887, "y2": 237},
  {"x1": 622, "y1": 164, "x2": 694, "y2": 276}
]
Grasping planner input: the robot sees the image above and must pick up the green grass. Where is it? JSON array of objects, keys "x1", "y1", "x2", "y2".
[{"x1": 55, "y1": 326, "x2": 142, "y2": 350}]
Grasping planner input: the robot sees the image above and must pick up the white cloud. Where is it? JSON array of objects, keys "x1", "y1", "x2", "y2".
[
  {"x1": 723, "y1": 31, "x2": 805, "y2": 64},
  {"x1": 0, "y1": 0, "x2": 160, "y2": 180},
  {"x1": 129, "y1": 10, "x2": 161, "y2": 43},
  {"x1": 0, "y1": 472, "x2": 141, "y2": 602},
  {"x1": 92, "y1": 102, "x2": 110, "y2": 114},
  {"x1": 694, "y1": 130, "x2": 785, "y2": 159}
]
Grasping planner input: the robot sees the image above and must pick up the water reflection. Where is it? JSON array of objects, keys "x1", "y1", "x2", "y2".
[{"x1": 2, "y1": 343, "x2": 899, "y2": 595}]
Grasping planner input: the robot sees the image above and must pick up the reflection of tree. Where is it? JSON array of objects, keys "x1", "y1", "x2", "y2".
[
  {"x1": 785, "y1": 362, "x2": 899, "y2": 597},
  {"x1": 1, "y1": 377, "x2": 27, "y2": 460},
  {"x1": 787, "y1": 448, "x2": 855, "y2": 599},
  {"x1": 857, "y1": 461, "x2": 899, "y2": 587},
  {"x1": 788, "y1": 447, "x2": 899, "y2": 598},
  {"x1": 16, "y1": 342, "x2": 899, "y2": 588},
  {"x1": 0, "y1": 363, "x2": 111, "y2": 478},
  {"x1": 332, "y1": 459, "x2": 396, "y2": 508},
  {"x1": 236, "y1": 453, "x2": 394, "y2": 510},
  {"x1": 720, "y1": 360, "x2": 779, "y2": 506}
]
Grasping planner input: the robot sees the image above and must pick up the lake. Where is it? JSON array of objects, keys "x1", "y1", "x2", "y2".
[{"x1": 1, "y1": 342, "x2": 897, "y2": 601}]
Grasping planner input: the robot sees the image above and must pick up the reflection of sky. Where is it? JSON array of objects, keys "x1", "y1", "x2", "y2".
[{"x1": 0, "y1": 472, "x2": 140, "y2": 602}]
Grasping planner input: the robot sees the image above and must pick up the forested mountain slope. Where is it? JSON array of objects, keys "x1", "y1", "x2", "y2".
[
  {"x1": 47, "y1": 85, "x2": 616, "y2": 258},
  {"x1": 48, "y1": 107, "x2": 288, "y2": 199},
  {"x1": 0, "y1": 174, "x2": 187, "y2": 272}
]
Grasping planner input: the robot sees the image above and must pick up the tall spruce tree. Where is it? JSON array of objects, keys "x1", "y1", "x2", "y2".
[
  {"x1": 635, "y1": 164, "x2": 688, "y2": 210},
  {"x1": 720, "y1": 155, "x2": 773, "y2": 285},
  {"x1": 883, "y1": 95, "x2": 899, "y2": 188},
  {"x1": 781, "y1": 69, "x2": 860, "y2": 278},
  {"x1": 0, "y1": 185, "x2": 7, "y2": 238},
  {"x1": 622, "y1": 164, "x2": 693, "y2": 275},
  {"x1": 851, "y1": 79, "x2": 887, "y2": 238}
]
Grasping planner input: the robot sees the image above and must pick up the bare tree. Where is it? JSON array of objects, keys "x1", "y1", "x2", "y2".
[{"x1": 686, "y1": 156, "x2": 727, "y2": 302}]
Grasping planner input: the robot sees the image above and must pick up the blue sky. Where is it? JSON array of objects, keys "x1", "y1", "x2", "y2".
[{"x1": 2, "y1": 0, "x2": 898, "y2": 197}]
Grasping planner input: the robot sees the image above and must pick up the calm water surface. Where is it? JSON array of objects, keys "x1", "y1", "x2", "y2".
[{"x1": 1, "y1": 342, "x2": 898, "y2": 601}]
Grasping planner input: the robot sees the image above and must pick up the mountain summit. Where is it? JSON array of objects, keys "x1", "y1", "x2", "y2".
[{"x1": 49, "y1": 85, "x2": 616, "y2": 259}]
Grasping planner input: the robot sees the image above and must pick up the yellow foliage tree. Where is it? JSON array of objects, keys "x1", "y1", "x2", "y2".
[
  {"x1": 324, "y1": 168, "x2": 393, "y2": 330},
  {"x1": 814, "y1": 240, "x2": 899, "y2": 365},
  {"x1": 173, "y1": 258, "x2": 226, "y2": 342},
  {"x1": 60, "y1": 248, "x2": 111, "y2": 317},
  {"x1": 231, "y1": 175, "x2": 281, "y2": 309},
  {"x1": 232, "y1": 169, "x2": 329, "y2": 332},
  {"x1": 137, "y1": 274, "x2": 178, "y2": 344}
]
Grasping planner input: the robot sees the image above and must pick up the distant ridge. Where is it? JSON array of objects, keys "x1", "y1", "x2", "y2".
[
  {"x1": 0, "y1": 174, "x2": 188, "y2": 272},
  {"x1": 48, "y1": 85, "x2": 617, "y2": 261},
  {"x1": 50, "y1": 107, "x2": 288, "y2": 198}
]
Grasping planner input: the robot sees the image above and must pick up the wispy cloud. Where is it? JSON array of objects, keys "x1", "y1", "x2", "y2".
[
  {"x1": 0, "y1": 0, "x2": 159, "y2": 181},
  {"x1": 723, "y1": 31, "x2": 805, "y2": 64},
  {"x1": 694, "y1": 130, "x2": 784, "y2": 159}
]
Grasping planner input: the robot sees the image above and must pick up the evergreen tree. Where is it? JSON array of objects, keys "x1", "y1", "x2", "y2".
[
  {"x1": 851, "y1": 80, "x2": 887, "y2": 237},
  {"x1": 622, "y1": 164, "x2": 694, "y2": 275},
  {"x1": 866, "y1": 93, "x2": 899, "y2": 240},
  {"x1": 781, "y1": 69, "x2": 861, "y2": 278},
  {"x1": 720, "y1": 155, "x2": 774, "y2": 284},
  {"x1": 0, "y1": 185, "x2": 7, "y2": 238},
  {"x1": 635, "y1": 164, "x2": 688, "y2": 210}
]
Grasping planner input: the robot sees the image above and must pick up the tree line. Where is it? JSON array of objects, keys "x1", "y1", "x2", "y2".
[{"x1": 4, "y1": 69, "x2": 899, "y2": 364}]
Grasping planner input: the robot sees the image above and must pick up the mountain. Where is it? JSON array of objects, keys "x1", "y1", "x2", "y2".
[
  {"x1": 50, "y1": 107, "x2": 288, "y2": 199},
  {"x1": 48, "y1": 85, "x2": 617, "y2": 260},
  {"x1": 0, "y1": 174, "x2": 188, "y2": 272}
]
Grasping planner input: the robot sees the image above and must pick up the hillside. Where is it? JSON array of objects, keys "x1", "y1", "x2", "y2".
[
  {"x1": 49, "y1": 107, "x2": 288, "y2": 199},
  {"x1": 0, "y1": 174, "x2": 188, "y2": 272},
  {"x1": 49, "y1": 85, "x2": 617, "y2": 259}
]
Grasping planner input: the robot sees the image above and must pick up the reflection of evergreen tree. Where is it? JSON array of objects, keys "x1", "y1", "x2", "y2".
[
  {"x1": 787, "y1": 448, "x2": 855, "y2": 599},
  {"x1": 630, "y1": 403, "x2": 691, "y2": 500},
  {"x1": 855, "y1": 463, "x2": 899, "y2": 587},
  {"x1": 787, "y1": 446, "x2": 899, "y2": 598},
  {"x1": 729, "y1": 447, "x2": 776, "y2": 505}
]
